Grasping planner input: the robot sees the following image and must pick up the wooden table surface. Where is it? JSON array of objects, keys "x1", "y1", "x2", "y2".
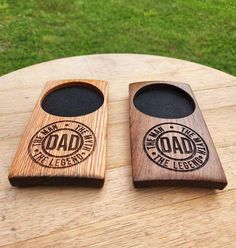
[{"x1": 0, "y1": 54, "x2": 236, "y2": 248}]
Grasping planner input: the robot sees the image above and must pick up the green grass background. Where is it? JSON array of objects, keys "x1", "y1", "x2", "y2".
[{"x1": 0, "y1": 0, "x2": 235, "y2": 76}]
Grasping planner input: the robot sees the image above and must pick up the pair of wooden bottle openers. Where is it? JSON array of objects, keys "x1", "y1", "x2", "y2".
[{"x1": 8, "y1": 79, "x2": 227, "y2": 189}]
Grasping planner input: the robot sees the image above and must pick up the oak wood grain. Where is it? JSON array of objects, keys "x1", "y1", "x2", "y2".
[
  {"x1": 0, "y1": 54, "x2": 235, "y2": 248},
  {"x1": 8, "y1": 79, "x2": 108, "y2": 187}
]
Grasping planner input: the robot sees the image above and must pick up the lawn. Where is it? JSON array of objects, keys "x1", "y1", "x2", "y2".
[{"x1": 0, "y1": 0, "x2": 235, "y2": 76}]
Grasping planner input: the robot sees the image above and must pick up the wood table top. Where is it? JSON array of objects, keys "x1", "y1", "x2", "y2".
[{"x1": 0, "y1": 54, "x2": 235, "y2": 247}]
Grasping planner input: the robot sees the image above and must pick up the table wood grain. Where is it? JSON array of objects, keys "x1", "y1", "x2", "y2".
[{"x1": 0, "y1": 54, "x2": 235, "y2": 248}]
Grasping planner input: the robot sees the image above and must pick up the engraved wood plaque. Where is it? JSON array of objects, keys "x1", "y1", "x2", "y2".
[
  {"x1": 129, "y1": 81, "x2": 227, "y2": 189},
  {"x1": 8, "y1": 79, "x2": 108, "y2": 187}
]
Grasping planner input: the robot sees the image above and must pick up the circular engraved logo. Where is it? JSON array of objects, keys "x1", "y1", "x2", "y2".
[
  {"x1": 28, "y1": 121, "x2": 95, "y2": 168},
  {"x1": 143, "y1": 123, "x2": 209, "y2": 172}
]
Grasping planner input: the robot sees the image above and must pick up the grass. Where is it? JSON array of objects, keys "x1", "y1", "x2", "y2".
[{"x1": 0, "y1": 0, "x2": 235, "y2": 76}]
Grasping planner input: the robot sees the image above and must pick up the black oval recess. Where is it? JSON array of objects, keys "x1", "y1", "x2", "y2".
[
  {"x1": 41, "y1": 84, "x2": 104, "y2": 117},
  {"x1": 133, "y1": 83, "x2": 195, "y2": 119}
]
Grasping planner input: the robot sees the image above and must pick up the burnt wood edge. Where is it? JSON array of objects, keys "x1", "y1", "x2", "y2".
[
  {"x1": 9, "y1": 176, "x2": 105, "y2": 188},
  {"x1": 133, "y1": 179, "x2": 227, "y2": 190}
]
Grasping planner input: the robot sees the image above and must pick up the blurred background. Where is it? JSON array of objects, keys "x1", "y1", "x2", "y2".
[{"x1": 0, "y1": 0, "x2": 235, "y2": 76}]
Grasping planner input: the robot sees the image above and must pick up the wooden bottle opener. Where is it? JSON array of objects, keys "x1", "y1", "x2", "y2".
[
  {"x1": 9, "y1": 79, "x2": 108, "y2": 187},
  {"x1": 129, "y1": 81, "x2": 227, "y2": 189}
]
